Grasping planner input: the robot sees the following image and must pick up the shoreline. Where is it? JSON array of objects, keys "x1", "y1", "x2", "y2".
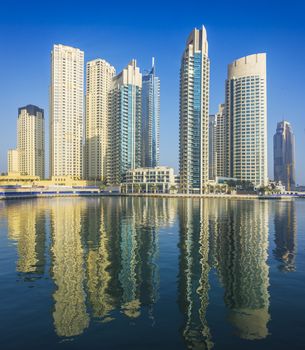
[{"x1": 0, "y1": 191, "x2": 299, "y2": 201}]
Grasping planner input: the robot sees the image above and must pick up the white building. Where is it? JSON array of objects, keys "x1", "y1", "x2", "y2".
[
  {"x1": 226, "y1": 53, "x2": 267, "y2": 187},
  {"x1": 124, "y1": 166, "x2": 176, "y2": 193},
  {"x1": 50, "y1": 44, "x2": 84, "y2": 179},
  {"x1": 179, "y1": 26, "x2": 210, "y2": 194},
  {"x1": 17, "y1": 105, "x2": 45, "y2": 178},
  {"x1": 85, "y1": 59, "x2": 115, "y2": 181},
  {"x1": 7, "y1": 149, "x2": 19, "y2": 174}
]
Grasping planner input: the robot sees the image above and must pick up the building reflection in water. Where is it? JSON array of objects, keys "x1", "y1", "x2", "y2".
[
  {"x1": 217, "y1": 200, "x2": 270, "y2": 340},
  {"x1": 50, "y1": 198, "x2": 90, "y2": 337},
  {"x1": 178, "y1": 199, "x2": 213, "y2": 349},
  {"x1": 5, "y1": 197, "x2": 274, "y2": 343},
  {"x1": 273, "y1": 201, "x2": 297, "y2": 272},
  {"x1": 6, "y1": 200, "x2": 46, "y2": 280}
]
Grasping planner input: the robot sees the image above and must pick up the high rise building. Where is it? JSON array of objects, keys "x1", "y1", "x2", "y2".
[
  {"x1": 214, "y1": 103, "x2": 226, "y2": 178},
  {"x1": 225, "y1": 53, "x2": 267, "y2": 187},
  {"x1": 7, "y1": 149, "x2": 19, "y2": 174},
  {"x1": 179, "y1": 26, "x2": 210, "y2": 194},
  {"x1": 142, "y1": 58, "x2": 160, "y2": 168},
  {"x1": 85, "y1": 59, "x2": 115, "y2": 181},
  {"x1": 50, "y1": 44, "x2": 84, "y2": 179},
  {"x1": 108, "y1": 60, "x2": 142, "y2": 185},
  {"x1": 273, "y1": 120, "x2": 296, "y2": 190},
  {"x1": 208, "y1": 114, "x2": 216, "y2": 180},
  {"x1": 17, "y1": 105, "x2": 45, "y2": 178}
]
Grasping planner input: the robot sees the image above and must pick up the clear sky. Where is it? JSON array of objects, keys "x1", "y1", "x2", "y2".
[{"x1": 0, "y1": 0, "x2": 304, "y2": 183}]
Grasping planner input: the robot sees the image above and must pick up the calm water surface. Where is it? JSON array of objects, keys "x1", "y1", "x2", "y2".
[{"x1": 0, "y1": 197, "x2": 304, "y2": 349}]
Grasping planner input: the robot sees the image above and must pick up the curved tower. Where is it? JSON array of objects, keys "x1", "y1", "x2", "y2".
[{"x1": 226, "y1": 53, "x2": 267, "y2": 187}]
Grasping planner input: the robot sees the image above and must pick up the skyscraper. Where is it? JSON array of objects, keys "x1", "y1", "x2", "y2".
[
  {"x1": 108, "y1": 60, "x2": 142, "y2": 185},
  {"x1": 273, "y1": 120, "x2": 296, "y2": 190},
  {"x1": 226, "y1": 53, "x2": 267, "y2": 187},
  {"x1": 85, "y1": 59, "x2": 115, "y2": 181},
  {"x1": 214, "y1": 103, "x2": 226, "y2": 178},
  {"x1": 179, "y1": 26, "x2": 210, "y2": 194},
  {"x1": 142, "y1": 58, "x2": 160, "y2": 168},
  {"x1": 17, "y1": 105, "x2": 45, "y2": 178},
  {"x1": 50, "y1": 44, "x2": 84, "y2": 179},
  {"x1": 208, "y1": 114, "x2": 216, "y2": 180}
]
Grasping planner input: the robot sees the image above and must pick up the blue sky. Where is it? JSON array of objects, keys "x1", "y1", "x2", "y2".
[{"x1": 0, "y1": 0, "x2": 304, "y2": 183}]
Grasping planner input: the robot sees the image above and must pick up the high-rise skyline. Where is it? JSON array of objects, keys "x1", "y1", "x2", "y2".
[
  {"x1": 50, "y1": 44, "x2": 84, "y2": 179},
  {"x1": 107, "y1": 60, "x2": 142, "y2": 185},
  {"x1": 17, "y1": 105, "x2": 45, "y2": 178},
  {"x1": 85, "y1": 59, "x2": 115, "y2": 181},
  {"x1": 142, "y1": 58, "x2": 160, "y2": 168},
  {"x1": 225, "y1": 53, "x2": 268, "y2": 187},
  {"x1": 179, "y1": 26, "x2": 210, "y2": 194},
  {"x1": 273, "y1": 120, "x2": 296, "y2": 190}
]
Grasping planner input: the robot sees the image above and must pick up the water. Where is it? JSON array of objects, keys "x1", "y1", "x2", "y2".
[{"x1": 0, "y1": 197, "x2": 304, "y2": 349}]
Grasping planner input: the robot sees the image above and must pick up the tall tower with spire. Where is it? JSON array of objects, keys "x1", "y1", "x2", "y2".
[
  {"x1": 142, "y1": 58, "x2": 160, "y2": 167},
  {"x1": 179, "y1": 26, "x2": 210, "y2": 194}
]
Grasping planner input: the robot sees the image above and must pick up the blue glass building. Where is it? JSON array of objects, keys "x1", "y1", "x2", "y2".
[
  {"x1": 142, "y1": 58, "x2": 160, "y2": 168},
  {"x1": 108, "y1": 60, "x2": 142, "y2": 185},
  {"x1": 179, "y1": 26, "x2": 210, "y2": 194}
]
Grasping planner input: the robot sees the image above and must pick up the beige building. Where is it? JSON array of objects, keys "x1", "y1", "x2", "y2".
[
  {"x1": 123, "y1": 166, "x2": 176, "y2": 193},
  {"x1": 226, "y1": 53, "x2": 268, "y2": 187},
  {"x1": 17, "y1": 105, "x2": 45, "y2": 178},
  {"x1": 179, "y1": 26, "x2": 210, "y2": 194},
  {"x1": 7, "y1": 149, "x2": 19, "y2": 174},
  {"x1": 85, "y1": 59, "x2": 115, "y2": 181},
  {"x1": 50, "y1": 44, "x2": 84, "y2": 179}
]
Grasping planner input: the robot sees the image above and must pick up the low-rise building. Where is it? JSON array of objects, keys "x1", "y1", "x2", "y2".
[{"x1": 123, "y1": 166, "x2": 176, "y2": 193}]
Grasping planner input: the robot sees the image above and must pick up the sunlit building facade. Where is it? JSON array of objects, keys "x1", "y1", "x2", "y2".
[
  {"x1": 225, "y1": 53, "x2": 267, "y2": 187},
  {"x1": 7, "y1": 149, "x2": 19, "y2": 174},
  {"x1": 17, "y1": 105, "x2": 45, "y2": 178},
  {"x1": 179, "y1": 26, "x2": 210, "y2": 194},
  {"x1": 50, "y1": 44, "x2": 84, "y2": 179},
  {"x1": 85, "y1": 59, "x2": 115, "y2": 181}
]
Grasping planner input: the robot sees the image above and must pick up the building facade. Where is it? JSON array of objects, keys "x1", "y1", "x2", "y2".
[
  {"x1": 7, "y1": 149, "x2": 19, "y2": 174},
  {"x1": 108, "y1": 60, "x2": 142, "y2": 185},
  {"x1": 225, "y1": 53, "x2": 267, "y2": 187},
  {"x1": 85, "y1": 59, "x2": 115, "y2": 181},
  {"x1": 123, "y1": 166, "x2": 176, "y2": 193},
  {"x1": 273, "y1": 120, "x2": 296, "y2": 190},
  {"x1": 50, "y1": 44, "x2": 84, "y2": 179},
  {"x1": 17, "y1": 105, "x2": 45, "y2": 178},
  {"x1": 142, "y1": 58, "x2": 160, "y2": 168},
  {"x1": 209, "y1": 114, "x2": 216, "y2": 180},
  {"x1": 214, "y1": 103, "x2": 226, "y2": 178},
  {"x1": 179, "y1": 26, "x2": 210, "y2": 194}
]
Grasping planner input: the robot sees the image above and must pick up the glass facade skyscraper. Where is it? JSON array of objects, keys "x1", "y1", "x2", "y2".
[
  {"x1": 142, "y1": 58, "x2": 160, "y2": 168},
  {"x1": 273, "y1": 120, "x2": 296, "y2": 190},
  {"x1": 108, "y1": 60, "x2": 142, "y2": 185},
  {"x1": 179, "y1": 26, "x2": 210, "y2": 194}
]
